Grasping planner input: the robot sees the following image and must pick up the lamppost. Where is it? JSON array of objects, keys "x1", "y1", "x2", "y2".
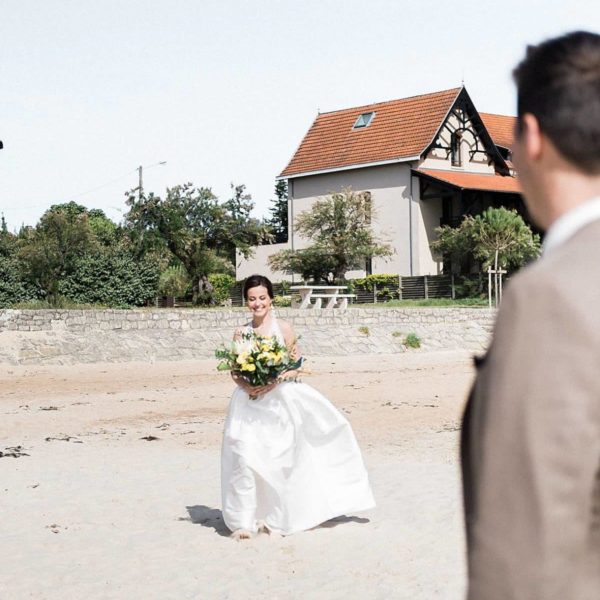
[{"x1": 137, "y1": 161, "x2": 167, "y2": 200}]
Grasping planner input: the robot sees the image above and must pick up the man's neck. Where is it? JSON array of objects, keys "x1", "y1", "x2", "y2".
[{"x1": 536, "y1": 168, "x2": 600, "y2": 230}]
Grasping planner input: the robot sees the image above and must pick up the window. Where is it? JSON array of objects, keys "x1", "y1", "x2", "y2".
[
  {"x1": 451, "y1": 132, "x2": 462, "y2": 166},
  {"x1": 353, "y1": 111, "x2": 375, "y2": 129}
]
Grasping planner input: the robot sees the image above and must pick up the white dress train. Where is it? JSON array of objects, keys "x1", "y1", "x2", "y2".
[{"x1": 221, "y1": 318, "x2": 375, "y2": 535}]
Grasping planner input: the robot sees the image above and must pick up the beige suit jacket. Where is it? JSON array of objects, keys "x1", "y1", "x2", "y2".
[{"x1": 462, "y1": 219, "x2": 600, "y2": 600}]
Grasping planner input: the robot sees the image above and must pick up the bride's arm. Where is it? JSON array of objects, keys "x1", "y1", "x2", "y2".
[{"x1": 278, "y1": 320, "x2": 303, "y2": 380}]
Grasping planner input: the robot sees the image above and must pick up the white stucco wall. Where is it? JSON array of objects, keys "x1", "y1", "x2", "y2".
[
  {"x1": 235, "y1": 242, "x2": 291, "y2": 282},
  {"x1": 414, "y1": 177, "x2": 444, "y2": 275},
  {"x1": 290, "y1": 163, "x2": 414, "y2": 275},
  {"x1": 235, "y1": 162, "x2": 447, "y2": 281}
]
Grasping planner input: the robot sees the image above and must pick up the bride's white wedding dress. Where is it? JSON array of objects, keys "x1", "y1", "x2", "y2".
[{"x1": 221, "y1": 317, "x2": 375, "y2": 535}]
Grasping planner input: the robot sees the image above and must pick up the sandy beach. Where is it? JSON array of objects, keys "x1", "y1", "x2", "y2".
[{"x1": 0, "y1": 350, "x2": 474, "y2": 600}]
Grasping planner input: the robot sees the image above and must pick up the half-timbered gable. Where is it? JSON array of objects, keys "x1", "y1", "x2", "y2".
[{"x1": 420, "y1": 88, "x2": 508, "y2": 175}]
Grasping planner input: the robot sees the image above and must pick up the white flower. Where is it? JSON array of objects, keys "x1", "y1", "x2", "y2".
[{"x1": 233, "y1": 338, "x2": 254, "y2": 355}]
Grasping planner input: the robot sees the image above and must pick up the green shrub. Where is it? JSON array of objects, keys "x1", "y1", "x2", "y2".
[
  {"x1": 0, "y1": 257, "x2": 40, "y2": 308},
  {"x1": 58, "y1": 253, "x2": 160, "y2": 307},
  {"x1": 278, "y1": 281, "x2": 292, "y2": 295},
  {"x1": 208, "y1": 273, "x2": 236, "y2": 305},
  {"x1": 358, "y1": 325, "x2": 370, "y2": 336},
  {"x1": 273, "y1": 295, "x2": 291, "y2": 307},
  {"x1": 454, "y1": 274, "x2": 485, "y2": 299},
  {"x1": 158, "y1": 265, "x2": 190, "y2": 297},
  {"x1": 352, "y1": 274, "x2": 399, "y2": 301},
  {"x1": 404, "y1": 333, "x2": 421, "y2": 348}
]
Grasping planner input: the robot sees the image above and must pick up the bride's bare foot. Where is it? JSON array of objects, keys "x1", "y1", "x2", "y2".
[
  {"x1": 257, "y1": 520, "x2": 271, "y2": 535},
  {"x1": 230, "y1": 529, "x2": 252, "y2": 541}
]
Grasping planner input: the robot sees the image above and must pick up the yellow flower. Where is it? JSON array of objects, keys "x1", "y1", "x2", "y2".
[
  {"x1": 236, "y1": 352, "x2": 249, "y2": 366},
  {"x1": 241, "y1": 363, "x2": 256, "y2": 372}
]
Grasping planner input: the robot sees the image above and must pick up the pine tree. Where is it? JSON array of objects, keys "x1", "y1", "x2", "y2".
[{"x1": 266, "y1": 180, "x2": 288, "y2": 243}]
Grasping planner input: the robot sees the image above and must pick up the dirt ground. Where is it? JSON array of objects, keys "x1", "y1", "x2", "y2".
[{"x1": 0, "y1": 350, "x2": 475, "y2": 600}]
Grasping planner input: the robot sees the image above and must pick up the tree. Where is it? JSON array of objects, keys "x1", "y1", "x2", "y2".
[
  {"x1": 268, "y1": 246, "x2": 338, "y2": 283},
  {"x1": 18, "y1": 205, "x2": 96, "y2": 302},
  {"x1": 0, "y1": 218, "x2": 39, "y2": 306},
  {"x1": 0, "y1": 214, "x2": 16, "y2": 257},
  {"x1": 268, "y1": 188, "x2": 393, "y2": 282},
  {"x1": 265, "y1": 180, "x2": 288, "y2": 243},
  {"x1": 431, "y1": 207, "x2": 541, "y2": 274},
  {"x1": 124, "y1": 182, "x2": 271, "y2": 303}
]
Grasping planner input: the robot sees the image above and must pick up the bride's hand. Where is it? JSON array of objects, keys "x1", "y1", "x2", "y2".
[
  {"x1": 249, "y1": 380, "x2": 279, "y2": 396},
  {"x1": 231, "y1": 372, "x2": 253, "y2": 394},
  {"x1": 231, "y1": 372, "x2": 278, "y2": 397}
]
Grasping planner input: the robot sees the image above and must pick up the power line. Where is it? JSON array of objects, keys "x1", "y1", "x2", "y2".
[{"x1": 0, "y1": 162, "x2": 166, "y2": 212}]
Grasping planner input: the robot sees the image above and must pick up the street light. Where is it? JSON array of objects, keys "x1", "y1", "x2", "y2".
[{"x1": 138, "y1": 161, "x2": 167, "y2": 200}]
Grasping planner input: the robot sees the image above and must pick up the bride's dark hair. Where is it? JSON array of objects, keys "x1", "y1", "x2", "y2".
[{"x1": 243, "y1": 274, "x2": 274, "y2": 300}]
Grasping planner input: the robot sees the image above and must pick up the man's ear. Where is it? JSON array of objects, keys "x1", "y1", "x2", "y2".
[{"x1": 521, "y1": 113, "x2": 543, "y2": 161}]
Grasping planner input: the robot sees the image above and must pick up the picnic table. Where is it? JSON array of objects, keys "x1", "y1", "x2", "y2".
[{"x1": 290, "y1": 285, "x2": 356, "y2": 309}]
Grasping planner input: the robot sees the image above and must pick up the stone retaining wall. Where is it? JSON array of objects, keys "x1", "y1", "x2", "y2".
[{"x1": 0, "y1": 308, "x2": 496, "y2": 365}]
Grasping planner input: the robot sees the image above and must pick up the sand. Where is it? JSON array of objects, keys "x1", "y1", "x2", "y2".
[{"x1": 0, "y1": 350, "x2": 474, "y2": 600}]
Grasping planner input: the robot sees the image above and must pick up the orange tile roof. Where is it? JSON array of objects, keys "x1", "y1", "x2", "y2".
[
  {"x1": 280, "y1": 88, "x2": 461, "y2": 178},
  {"x1": 415, "y1": 168, "x2": 521, "y2": 194},
  {"x1": 479, "y1": 113, "x2": 516, "y2": 149}
]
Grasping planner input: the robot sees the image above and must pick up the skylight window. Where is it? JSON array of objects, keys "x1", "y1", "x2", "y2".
[{"x1": 353, "y1": 111, "x2": 375, "y2": 129}]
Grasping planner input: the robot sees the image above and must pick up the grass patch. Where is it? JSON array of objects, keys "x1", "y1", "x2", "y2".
[
  {"x1": 358, "y1": 326, "x2": 370, "y2": 336},
  {"x1": 352, "y1": 297, "x2": 487, "y2": 308},
  {"x1": 404, "y1": 333, "x2": 421, "y2": 348}
]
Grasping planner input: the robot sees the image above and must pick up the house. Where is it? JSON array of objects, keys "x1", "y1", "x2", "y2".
[{"x1": 237, "y1": 87, "x2": 522, "y2": 281}]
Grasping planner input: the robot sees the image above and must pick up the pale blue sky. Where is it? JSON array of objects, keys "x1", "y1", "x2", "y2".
[{"x1": 1, "y1": 0, "x2": 598, "y2": 229}]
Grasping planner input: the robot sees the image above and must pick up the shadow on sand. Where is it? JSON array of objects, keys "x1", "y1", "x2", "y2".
[
  {"x1": 183, "y1": 505, "x2": 230, "y2": 537},
  {"x1": 182, "y1": 506, "x2": 369, "y2": 536},
  {"x1": 317, "y1": 515, "x2": 370, "y2": 529}
]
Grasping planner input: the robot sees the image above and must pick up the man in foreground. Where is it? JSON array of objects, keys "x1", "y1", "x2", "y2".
[{"x1": 462, "y1": 31, "x2": 600, "y2": 599}]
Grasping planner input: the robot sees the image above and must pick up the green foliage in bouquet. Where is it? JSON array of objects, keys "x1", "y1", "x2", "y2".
[{"x1": 215, "y1": 331, "x2": 303, "y2": 387}]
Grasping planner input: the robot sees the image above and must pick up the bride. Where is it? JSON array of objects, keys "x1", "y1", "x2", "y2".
[{"x1": 221, "y1": 274, "x2": 375, "y2": 540}]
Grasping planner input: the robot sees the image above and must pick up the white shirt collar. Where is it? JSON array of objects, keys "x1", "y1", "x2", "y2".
[{"x1": 542, "y1": 196, "x2": 600, "y2": 256}]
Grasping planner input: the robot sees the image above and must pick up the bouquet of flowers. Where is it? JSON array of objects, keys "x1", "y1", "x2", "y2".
[{"x1": 215, "y1": 330, "x2": 303, "y2": 387}]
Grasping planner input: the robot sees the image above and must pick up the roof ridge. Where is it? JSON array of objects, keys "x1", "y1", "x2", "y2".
[
  {"x1": 479, "y1": 111, "x2": 517, "y2": 118},
  {"x1": 317, "y1": 87, "x2": 463, "y2": 116},
  {"x1": 419, "y1": 167, "x2": 515, "y2": 177}
]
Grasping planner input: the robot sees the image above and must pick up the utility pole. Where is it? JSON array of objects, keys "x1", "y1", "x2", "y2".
[
  {"x1": 138, "y1": 165, "x2": 143, "y2": 201},
  {"x1": 137, "y1": 161, "x2": 166, "y2": 201}
]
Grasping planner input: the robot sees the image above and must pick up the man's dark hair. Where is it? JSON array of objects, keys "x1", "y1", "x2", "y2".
[
  {"x1": 513, "y1": 31, "x2": 600, "y2": 173},
  {"x1": 243, "y1": 274, "x2": 274, "y2": 300}
]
